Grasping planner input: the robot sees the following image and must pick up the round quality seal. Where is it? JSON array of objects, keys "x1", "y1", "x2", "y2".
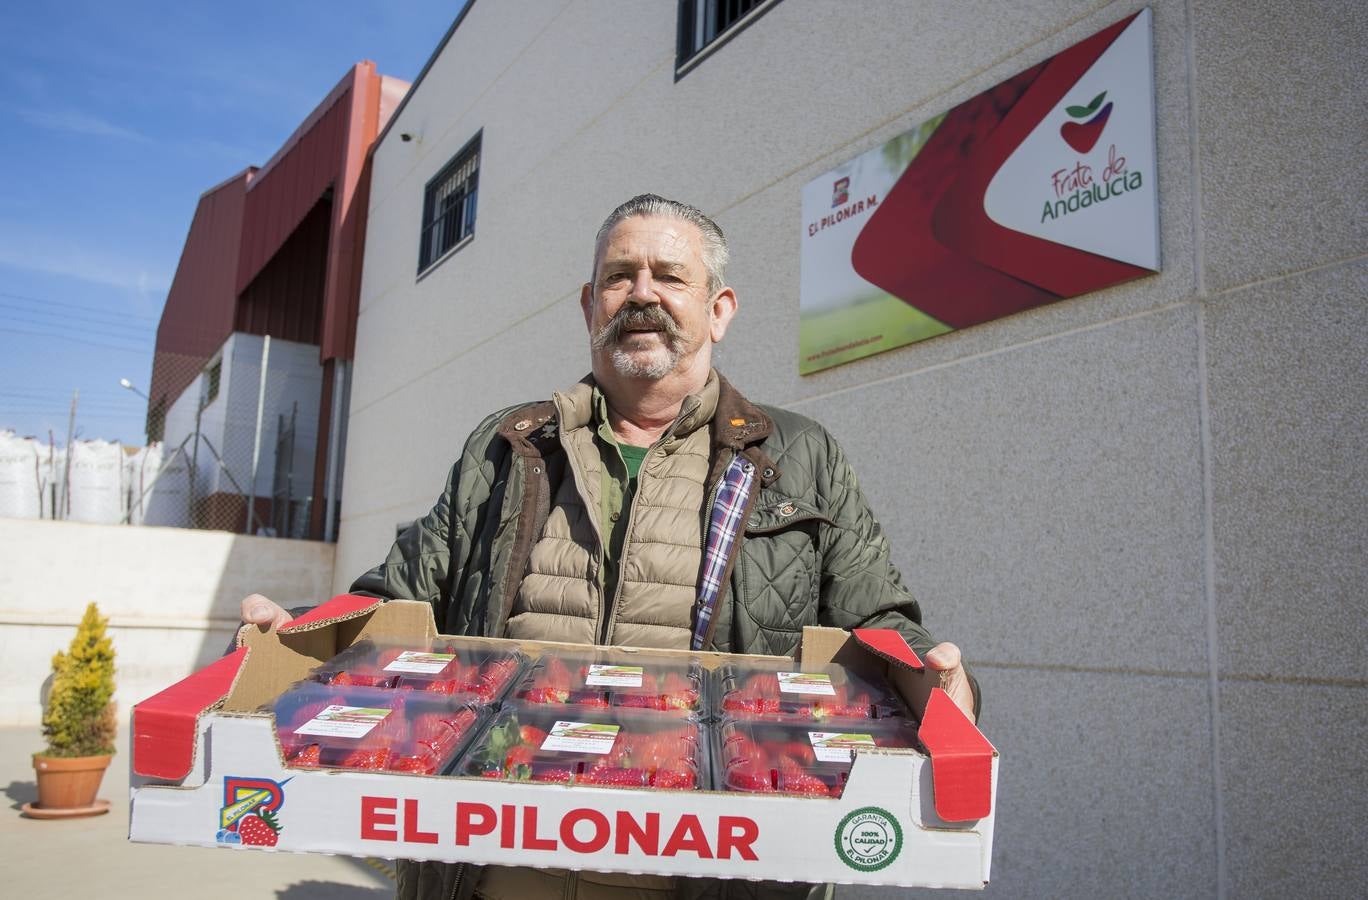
[{"x1": 834, "y1": 807, "x2": 903, "y2": 872}]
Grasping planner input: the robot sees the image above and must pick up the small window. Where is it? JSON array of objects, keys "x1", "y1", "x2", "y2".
[
  {"x1": 676, "y1": 0, "x2": 782, "y2": 74},
  {"x1": 418, "y1": 132, "x2": 481, "y2": 274},
  {"x1": 200, "y1": 358, "x2": 222, "y2": 409}
]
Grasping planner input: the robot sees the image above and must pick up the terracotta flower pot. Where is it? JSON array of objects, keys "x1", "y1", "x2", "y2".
[{"x1": 29, "y1": 753, "x2": 112, "y2": 817}]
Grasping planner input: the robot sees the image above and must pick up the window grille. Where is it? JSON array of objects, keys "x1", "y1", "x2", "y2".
[
  {"x1": 418, "y1": 132, "x2": 481, "y2": 273},
  {"x1": 676, "y1": 0, "x2": 781, "y2": 73}
]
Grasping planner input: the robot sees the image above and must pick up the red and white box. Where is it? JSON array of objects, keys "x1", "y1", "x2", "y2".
[{"x1": 129, "y1": 596, "x2": 998, "y2": 889}]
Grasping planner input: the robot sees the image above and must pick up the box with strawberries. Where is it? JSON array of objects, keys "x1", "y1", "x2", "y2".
[{"x1": 129, "y1": 596, "x2": 997, "y2": 888}]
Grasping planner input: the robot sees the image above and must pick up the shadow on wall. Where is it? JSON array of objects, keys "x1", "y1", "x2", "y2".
[
  {"x1": 277, "y1": 882, "x2": 391, "y2": 900},
  {"x1": 176, "y1": 533, "x2": 340, "y2": 681}
]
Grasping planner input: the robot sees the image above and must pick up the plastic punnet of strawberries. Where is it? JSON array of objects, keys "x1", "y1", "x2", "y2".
[
  {"x1": 513, "y1": 649, "x2": 705, "y2": 715},
  {"x1": 274, "y1": 681, "x2": 487, "y2": 775},
  {"x1": 714, "y1": 716, "x2": 922, "y2": 798},
  {"x1": 312, "y1": 639, "x2": 527, "y2": 703},
  {"x1": 713, "y1": 660, "x2": 906, "y2": 722},
  {"x1": 460, "y1": 704, "x2": 706, "y2": 790}
]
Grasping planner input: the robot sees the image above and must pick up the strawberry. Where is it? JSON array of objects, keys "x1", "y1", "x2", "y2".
[
  {"x1": 342, "y1": 748, "x2": 391, "y2": 770},
  {"x1": 424, "y1": 678, "x2": 459, "y2": 695},
  {"x1": 659, "y1": 672, "x2": 698, "y2": 710},
  {"x1": 651, "y1": 767, "x2": 696, "y2": 789},
  {"x1": 287, "y1": 744, "x2": 321, "y2": 768},
  {"x1": 443, "y1": 708, "x2": 478, "y2": 737},
  {"x1": 504, "y1": 744, "x2": 535, "y2": 772},
  {"x1": 779, "y1": 772, "x2": 830, "y2": 797},
  {"x1": 388, "y1": 749, "x2": 438, "y2": 774},
  {"x1": 413, "y1": 714, "x2": 459, "y2": 756},
  {"x1": 519, "y1": 724, "x2": 550, "y2": 746},
  {"x1": 477, "y1": 657, "x2": 520, "y2": 700},
  {"x1": 580, "y1": 765, "x2": 648, "y2": 787},
  {"x1": 237, "y1": 809, "x2": 282, "y2": 846},
  {"x1": 530, "y1": 767, "x2": 575, "y2": 784},
  {"x1": 725, "y1": 764, "x2": 775, "y2": 792}
]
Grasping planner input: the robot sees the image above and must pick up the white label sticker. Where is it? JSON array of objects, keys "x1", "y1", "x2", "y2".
[
  {"x1": 540, "y1": 721, "x2": 621, "y2": 754},
  {"x1": 584, "y1": 664, "x2": 645, "y2": 687},
  {"x1": 777, "y1": 672, "x2": 837, "y2": 695},
  {"x1": 383, "y1": 650, "x2": 457, "y2": 674},
  {"x1": 294, "y1": 705, "x2": 391, "y2": 739},
  {"x1": 808, "y1": 731, "x2": 877, "y2": 763}
]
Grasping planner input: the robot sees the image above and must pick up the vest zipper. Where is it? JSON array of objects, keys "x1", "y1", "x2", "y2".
[
  {"x1": 447, "y1": 862, "x2": 466, "y2": 900},
  {"x1": 561, "y1": 868, "x2": 580, "y2": 899}
]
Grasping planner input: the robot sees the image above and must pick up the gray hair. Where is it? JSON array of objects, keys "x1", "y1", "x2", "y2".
[{"x1": 593, "y1": 194, "x2": 729, "y2": 293}]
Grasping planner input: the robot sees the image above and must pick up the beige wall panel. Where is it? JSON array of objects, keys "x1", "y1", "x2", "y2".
[
  {"x1": 1193, "y1": 0, "x2": 1368, "y2": 292},
  {"x1": 795, "y1": 304, "x2": 1208, "y2": 673},
  {"x1": 1203, "y1": 259, "x2": 1368, "y2": 681}
]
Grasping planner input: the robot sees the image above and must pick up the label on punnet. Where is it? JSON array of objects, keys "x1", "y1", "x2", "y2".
[
  {"x1": 295, "y1": 706, "x2": 392, "y2": 739},
  {"x1": 584, "y1": 664, "x2": 645, "y2": 687},
  {"x1": 383, "y1": 650, "x2": 457, "y2": 674},
  {"x1": 808, "y1": 731, "x2": 877, "y2": 763},
  {"x1": 777, "y1": 672, "x2": 837, "y2": 695},
  {"x1": 541, "y1": 721, "x2": 621, "y2": 754}
]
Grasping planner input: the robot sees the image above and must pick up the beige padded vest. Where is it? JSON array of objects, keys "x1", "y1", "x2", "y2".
[{"x1": 504, "y1": 375, "x2": 718, "y2": 650}]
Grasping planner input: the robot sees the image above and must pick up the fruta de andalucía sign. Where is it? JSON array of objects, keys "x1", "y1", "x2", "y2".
[{"x1": 798, "y1": 8, "x2": 1159, "y2": 374}]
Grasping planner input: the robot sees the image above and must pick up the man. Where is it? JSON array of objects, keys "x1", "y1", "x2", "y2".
[{"x1": 242, "y1": 195, "x2": 978, "y2": 900}]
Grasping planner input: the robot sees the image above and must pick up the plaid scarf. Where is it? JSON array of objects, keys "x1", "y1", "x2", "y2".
[{"x1": 691, "y1": 455, "x2": 755, "y2": 650}]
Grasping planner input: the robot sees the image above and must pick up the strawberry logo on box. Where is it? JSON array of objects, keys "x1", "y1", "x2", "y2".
[
  {"x1": 216, "y1": 775, "x2": 289, "y2": 846},
  {"x1": 1060, "y1": 90, "x2": 1113, "y2": 153}
]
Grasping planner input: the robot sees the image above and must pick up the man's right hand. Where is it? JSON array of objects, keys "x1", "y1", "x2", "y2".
[{"x1": 240, "y1": 594, "x2": 294, "y2": 630}]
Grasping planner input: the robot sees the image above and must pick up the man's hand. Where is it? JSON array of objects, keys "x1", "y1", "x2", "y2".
[
  {"x1": 240, "y1": 594, "x2": 293, "y2": 630},
  {"x1": 924, "y1": 642, "x2": 976, "y2": 723}
]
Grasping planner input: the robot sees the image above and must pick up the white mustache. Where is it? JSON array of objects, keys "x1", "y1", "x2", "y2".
[{"x1": 591, "y1": 305, "x2": 683, "y2": 351}]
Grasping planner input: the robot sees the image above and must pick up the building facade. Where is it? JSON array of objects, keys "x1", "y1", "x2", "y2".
[
  {"x1": 341, "y1": 2, "x2": 1367, "y2": 896},
  {"x1": 150, "y1": 62, "x2": 407, "y2": 537}
]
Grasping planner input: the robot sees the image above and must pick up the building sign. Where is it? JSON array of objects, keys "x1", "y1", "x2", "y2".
[{"x1": 799, "y1": 9, "x2": 1158, "y2": 374}]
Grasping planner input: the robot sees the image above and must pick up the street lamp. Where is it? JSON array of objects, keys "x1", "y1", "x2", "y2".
[{"x1": 119, "y1": 378, "x2": 149, "y2": 401}]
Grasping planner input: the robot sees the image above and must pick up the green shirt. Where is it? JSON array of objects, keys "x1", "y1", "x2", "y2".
[{"x1": 591, "y1": 389, "x2": 650, "y2": 606}]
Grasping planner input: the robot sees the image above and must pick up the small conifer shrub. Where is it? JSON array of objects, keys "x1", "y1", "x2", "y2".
[{"x1": 41, "y1": 602, "x2": 117, "y2": 758}]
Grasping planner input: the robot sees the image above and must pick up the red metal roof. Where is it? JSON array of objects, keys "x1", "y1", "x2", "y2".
[{"x1": 150, "y1": 62, "x2": 406, "y2": 415}]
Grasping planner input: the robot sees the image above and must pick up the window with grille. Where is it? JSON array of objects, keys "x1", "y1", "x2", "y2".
[
  {"x1": 676, "y1": 0, "x2": 782, "y2": 74},
  {"x1": 418, "y1": 132, "x2": 481, "y2": 274}
]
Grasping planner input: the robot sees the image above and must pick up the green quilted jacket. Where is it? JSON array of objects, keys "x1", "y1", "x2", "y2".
[{"x1": 350, "y1": 371, "x2": 977, "y2": 900}]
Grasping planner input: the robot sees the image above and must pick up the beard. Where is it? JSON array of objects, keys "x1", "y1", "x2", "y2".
[{"x1": 591, "y1": 304, "x2": 697, "y2": 379}]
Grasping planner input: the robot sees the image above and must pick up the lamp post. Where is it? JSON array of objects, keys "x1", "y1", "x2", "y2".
[{"x1": 118, "y1": 378, "x2": 149, "y2": 401}]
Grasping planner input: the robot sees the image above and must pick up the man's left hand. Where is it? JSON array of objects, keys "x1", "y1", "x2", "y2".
[{"x1": 924, "y1": 642, "x2": 976, "y2": 723}]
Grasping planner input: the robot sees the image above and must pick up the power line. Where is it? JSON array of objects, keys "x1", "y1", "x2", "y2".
[
  {"x1": 0, "y1": 290, "x2": 160, "y2": 321},
  {"x1": 0, "y1": 327, "x2": 152, "y2": 353},
  {"x1": 0, "y1": 302, "x2": 158, "y2": 334}
]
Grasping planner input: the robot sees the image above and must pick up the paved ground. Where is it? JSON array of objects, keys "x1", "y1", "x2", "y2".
[{"x1": 3, "y1": 726, "x2": 394, "y2": 899}]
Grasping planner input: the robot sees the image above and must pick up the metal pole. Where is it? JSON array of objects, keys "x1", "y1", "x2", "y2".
[
  {"x1": 246, "y1": 335, "x2": 271, "y2": 535},
  {"x1": 323, "y1": 359, "x2": 347, "y2": 543},
  {"x1": 60, "y1": 389, "x2": 78, "y2": 519},
  {"x1": 189, "y1": 393, "x2": 204, "y2": 527}
]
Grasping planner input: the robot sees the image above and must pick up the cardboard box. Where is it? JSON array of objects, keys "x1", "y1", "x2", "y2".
[{"x1": 129, "y1": 595, "x2": 997, "y2": 889}]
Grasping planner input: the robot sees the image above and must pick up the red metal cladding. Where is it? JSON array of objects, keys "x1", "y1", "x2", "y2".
[
  {"x1": 149, "y1": 169, "x2": 253, "y2": 412},
  {"x1": 235, "y1": 196, "x2": 331, "y2": 343}
]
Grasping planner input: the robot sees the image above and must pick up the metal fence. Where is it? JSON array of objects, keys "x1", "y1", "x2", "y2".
[{"x1": 0, "y1": 334, "x2": 339, "y2": 539}]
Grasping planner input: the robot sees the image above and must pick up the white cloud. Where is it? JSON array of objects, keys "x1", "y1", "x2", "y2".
[
  {"x1": 0, "y1": 225, "x2": 171, "y2": 298},
  {"x1": 17, "y1": 107, "x2": 149, "y2": 142}
]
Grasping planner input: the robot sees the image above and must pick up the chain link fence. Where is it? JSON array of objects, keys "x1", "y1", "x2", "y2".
[{"x1": 0, "y1": 334, "x2": 340, "y2": 539}]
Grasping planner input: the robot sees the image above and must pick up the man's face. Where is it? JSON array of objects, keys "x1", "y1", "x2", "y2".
[{"x1": 581, "y1": 215, "x2": 735, "y2": 381}]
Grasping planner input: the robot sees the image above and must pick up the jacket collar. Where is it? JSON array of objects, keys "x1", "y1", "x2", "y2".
[{"x1": 497, "y1": 369, "x2": 777, "y2": 481}]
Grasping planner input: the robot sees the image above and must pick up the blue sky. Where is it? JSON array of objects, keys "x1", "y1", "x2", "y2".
[{"x1": 0, "y1": 1, "x2": 464, "y2": 445}]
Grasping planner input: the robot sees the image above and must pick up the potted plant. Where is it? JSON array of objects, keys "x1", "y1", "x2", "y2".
[{"x1": 26, "y1": 602, "x2": 117, "y2": 818}]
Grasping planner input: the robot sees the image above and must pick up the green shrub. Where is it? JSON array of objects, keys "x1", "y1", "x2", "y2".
[{"x1": 41, "y1": 602, "x2": 117, "y2": 758}]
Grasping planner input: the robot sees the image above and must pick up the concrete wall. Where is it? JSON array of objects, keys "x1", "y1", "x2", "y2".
[
  {"x1": 0, "y1": 517, "x2": 334, "y2": 726},
  {"x1": 340, "y1": 1, "x2": 1366, "y2": 896}
]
